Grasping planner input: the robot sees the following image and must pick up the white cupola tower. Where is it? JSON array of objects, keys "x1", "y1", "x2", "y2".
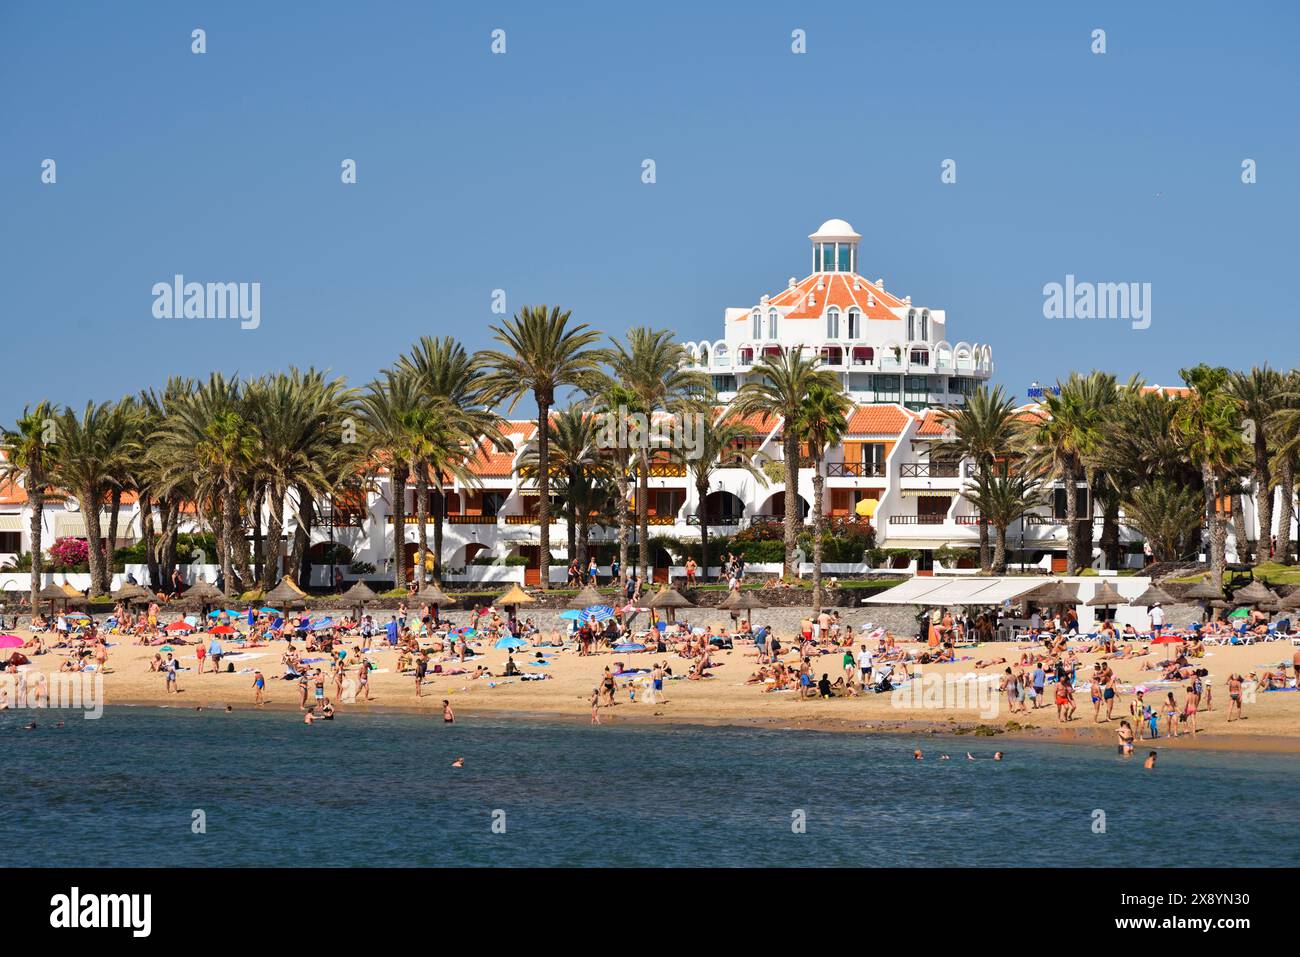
[{"x1": 809, "y1": 218, "x2": 862, "y2": 274}]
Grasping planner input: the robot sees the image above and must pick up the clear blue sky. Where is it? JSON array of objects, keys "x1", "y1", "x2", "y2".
[{"x1": 2, "y1": 1, "x2": 1296, "y2": 421}]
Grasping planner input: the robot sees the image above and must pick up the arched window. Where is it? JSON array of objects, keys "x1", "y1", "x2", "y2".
[
  {"x1": 751, "y1": 309, "x2": 761, "y2": 340},
  {"x1": 919, "y1": 310, "x2": 929, "y2": 341},
  {"x1": 699, "y1": 345, "x2": 709, "y2": 367},
  {"x1": 826, "y1": 307, "x2": 840, "y2": 339},
  {"x1": 768, "y1": 309, "x2": 779, "y2": 338},
  {"x1": 847, "y1": 308, "x2": 861, "y2": 339},
  {"x1": 907, "y1": 310, "x2": 917, "y2": 341}
]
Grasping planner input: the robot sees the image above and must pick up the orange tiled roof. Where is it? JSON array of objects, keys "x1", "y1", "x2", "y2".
[
  {"x1": 742, "y1": 272, "x2": 905, "y2": 322},
  {"x1": 914, "y1": 411, "x2": 949, "y2": 437},
  {"x1": 0, "y1": 480, "x2": 28, "y2": 505},
  {"x1": 845, "y1": 405, "x2": 911, "y2": 436}
]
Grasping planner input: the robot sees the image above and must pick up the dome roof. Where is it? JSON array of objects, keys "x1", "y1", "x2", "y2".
[{"x1": 808, "y1": 218, "x2": 861, "y2": 242}]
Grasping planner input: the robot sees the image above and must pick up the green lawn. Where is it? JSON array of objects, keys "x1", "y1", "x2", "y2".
[{"x1": 1166, "y1": 562, "x2": 1300, "y2": 586}]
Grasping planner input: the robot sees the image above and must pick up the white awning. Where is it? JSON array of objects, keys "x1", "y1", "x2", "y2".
[
  {"x1": 55, "y1": 515, "x2": 87, "y2": 537},
  {"x1": 863, "y1": 576, "x2": 1049, "y2": 606},
  {"x1": 0, "y1": 514, "x2": 23, "y2": 532}
]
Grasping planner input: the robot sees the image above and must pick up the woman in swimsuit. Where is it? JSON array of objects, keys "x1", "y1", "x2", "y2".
[
  {"x1": 1116, "y1": 720, "x2": 1134, "y2": 756},
  {"x1": 1163, "y1": 691, "x2": 1180, "y2": 738}
]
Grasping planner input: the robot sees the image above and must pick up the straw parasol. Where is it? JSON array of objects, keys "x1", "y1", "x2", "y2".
[
  {"x1": 1276, "y1": 588, "x2": 1300, "y2": 612},
  {"x1": 568, "y1": 584, "x2": 605, "y2": 608},
  {"x1": 1232, "y1": 580, "x2": 1279, "y2": 607},
  {"x1": 1085, "y1": 581, "x2": 1126, "y2": 607},
  {"x1": 1181, "y1": 579, "x2": 1223, "y2": 601},
  {"x1": 264, "y1": 576, "x2": 307, "y2": 617},
  {"x1": 648, "y1": 585, "x2": 695, "y2": 625},
  {"x1": 1128, "y1": 584, "x2": 1175, "y2": 607},
  {"x1": 496, "y1": 583, "x2": 535, "y2": 613},
  {"x1": 111, "y1": 582, "x2": 158, "y2": 605},
  {"x1": 718, "y1": 590, "x2": 765, "y2": 611},
  {"x1": 340, "y1": 579, "x2": 377, "y2": 619},
  {"x1": 37, "y1": 581, "x2": 74, "y2": 611},
  {"x1": 1028, "y1": 580, "x2": 1079, "y2": 606},
  {"x1": 414, "y1": 581, "x2": 454, "y2": 607}
]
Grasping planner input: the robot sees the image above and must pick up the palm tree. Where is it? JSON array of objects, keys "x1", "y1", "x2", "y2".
[
  {"x1": 360, "y1": 371, "x2": 422, "y2": 589},
  {"x1": 730, "y1": 348, "x2": 839, "y2": 578},
  {"x1": 593, "y1": 383, "x2": 642, "y2": 589},
  {"x1": 478, "y1": 306, "x2": 605, "y2": 589},
  {"x1": 602, "y1": 328, "x2": 702, "y2": 584},
  {"x1": 151, "y1": 374, "x2": 258, "y2": 596},
  {"x1": 1266, "y1": 368, "x2": 1300, "y2": 564},
  {"x1": 393, "y1": 337, "x2": 505, "y2": 585},
  {"x1": 679, "y1": 405, "x2": 766, "y2": 585},
  {"x1": 49, "y1": 401, "x2": 137, "y2": 597},
  {"x1": 939, "y1": 385, "x2": 1020, "y2": 572},
  {"x1": 0, "y1": 402, "x2": 57, "y2": 608},
  {"x1": 136, "y1": 378, "x2": 196, "y2": 590},
  {"x1": 1174, "y1": 364, "x2": 1248, "y2": 589},
  {"x1": 1123, "y1": 481, "x2": 1204, "y2": 563},
  {"x1": 1228, "y1": 366, "x2": 1283, "y2": 562},
  {"x1": 960, "y1": 467, "x2": 1048, "y2": 572},
  {"x1": 793, "y1": 383, "x2": 852, "y2": 612},
  {"x1": 518, "y1": 405, "x2": 613, "y2": 572},
  {"x1": 1022, "y1": 372, "x2": 1115, "y2": 574}
]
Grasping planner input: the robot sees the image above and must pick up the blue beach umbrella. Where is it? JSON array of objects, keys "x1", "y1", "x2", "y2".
[
  {"x1": 259, "y1": 607, "x2": 279, "y2": 614},
  {"x1": 494, "y1": 635, "x2": 527, "y2": 650},
  {"x1": 585, "y1": 604, "x2": 615, "y2": 622},
  {"x1": 311, "y1": 618, "x2": 334, "y2": 631},
  {"x1": 614, "y1": 642, "x2": 646, "y2": 652},
  {"x1": 558, "y1": 609, "x2": 585, "y2": 621}
]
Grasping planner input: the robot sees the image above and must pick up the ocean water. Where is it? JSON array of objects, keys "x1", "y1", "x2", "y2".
[{"x1": 3, "y1": 707, "x2": 1296, "y2": 867}]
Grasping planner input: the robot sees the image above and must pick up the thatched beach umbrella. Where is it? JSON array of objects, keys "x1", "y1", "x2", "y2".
[
  {"x1": 1029, "y1": 580, "x2": 1078, "y2": 607},
  {"x1": 569, "y1": 584, "x2": 605, "y2": 609},
  {"x1": 648, "y1": 585, "x2": 695, "y2": 624},
  {"x1": 179, "y1": 579, "x2": 225, "y2": 616},
  {"x1": 1181, "y1": 579, "x2": 1223, "y2": 601},
  {"x1": 340, "y1": 579, "x2": 378, "y2": 621},
  {"x1": 719, "y1": 590, "x2": 765, "y2": 611},
  {"x1": 1086, "y1": 581, "x2": 1126, "y2": 607},
  {"x1": 495, "y1": 583, "x2": 535, "y2": 619},
  {"x1": 1128, "y1": 584, "x2": 1175, "y2": 607},
  {"x1": 111, "y1": 582, "x2": 158, "y2": 607},
  {"x1": 415, "y1": 581, "x2": 453, "y2": 608},
  {"x1": 37, "y1": 581, "x2": 72, "y2": 612},
  {"x1": 1232, "y1": 580, "x2": 1279, "y2": 608},
  {"x1": 1276, "y1": 588, "x2": 1300, "y2": 612},
  {"x1": 265, "y1": 576, "x2": 307, "y2": 618}
]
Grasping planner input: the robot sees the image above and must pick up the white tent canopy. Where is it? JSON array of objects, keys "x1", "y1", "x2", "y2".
[{"x1": 863, "y1": 576, "x2": 1047, "y2": 606}]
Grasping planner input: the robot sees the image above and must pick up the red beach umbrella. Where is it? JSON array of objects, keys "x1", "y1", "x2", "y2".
[
  {"x1": 165, "y1": 621, "x2": 194, "y2": 632},
  {"x1": 209, "y1": 624, "x2": 236, "y2": 635}
]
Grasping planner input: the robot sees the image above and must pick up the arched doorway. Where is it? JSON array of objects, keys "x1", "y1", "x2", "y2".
[
  {"x1": 701, "y1": 490, "x2": 745, "y2": 524},
  {"x1": 759, "y1": 490, "x2": 810, "y2": 520}
]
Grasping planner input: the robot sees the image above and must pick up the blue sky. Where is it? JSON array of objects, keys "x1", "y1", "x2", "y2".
[{"x1": 2, "y1": 1, "x2": 1296, "y2": 421}]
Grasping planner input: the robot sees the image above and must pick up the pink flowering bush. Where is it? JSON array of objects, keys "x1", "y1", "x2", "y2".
[{"x1": 48, "y1": 536, "x2": 90, "y2": 568}]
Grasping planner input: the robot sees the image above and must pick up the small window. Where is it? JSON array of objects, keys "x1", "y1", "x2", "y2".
[
  {"x1": 768, "y1": 309, "x2": 778, "y2": 338},
  {"x1": 826, "y1": 307, "x2": 840, "y2": 338},
  {"x1": 751, "y1": 309, "x2": 761, "y2": 339},
  {"x1": 847, "y1": 308, "x2": 860, "y2": 339}
]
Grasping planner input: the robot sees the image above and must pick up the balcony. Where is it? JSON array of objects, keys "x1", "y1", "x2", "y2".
[
  {"x1": 503, "y1": 514, "x2": 558, "y2": 525},
  {"x1": 448, "y1": 515, "x2": 498, "y2": 525},
  {"x1": 900, "y1": 462, "x2": 961, "y2": 479},
  {"x1": 827, "y1": 462, "x2": 885, "y2": 478},
  {"x1": 685, "y1": 514, "x2": 743, "y2": 527},
  {"x1": 631, "y1": 462, "x2": 687, "y2": 478},
  {"x1": 888, "y1": 514, "x2": 948, "y2": 525}
]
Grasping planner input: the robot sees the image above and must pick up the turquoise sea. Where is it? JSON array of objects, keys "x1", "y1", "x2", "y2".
[{"x1": 3, "y1": 707, "x2": 1295, "y2": 867}]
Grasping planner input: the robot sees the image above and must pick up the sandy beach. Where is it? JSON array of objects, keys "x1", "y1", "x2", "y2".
[{"x1": 14, "y1": 609, "x2": 1300, "y2": 754}]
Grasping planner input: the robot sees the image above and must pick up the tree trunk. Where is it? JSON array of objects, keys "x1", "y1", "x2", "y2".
[
  {"x1": 993, "y1": 526, "x2": 1008, "y2": 574},
  {"x1": 811, "y1": 460, "x2": 825, "y2": 614},
  {"x1": 1231, "y1": 493, "x2": 1249, "y2": 562},
  {"x1": 1064, "y1": 461, "x2": 1080, "y2": 575},
  {"x1": 27, "y1": 468, "x2": 43, "y2": 610},
  {"x1": 101, "y1": 487, "x2": 122, "y2": 591},
  {"x1": 616, "y1": 465, "x2": 630, "y2": 590},
  {"x1": 1076, "y1": 472, "x2": 1095, "y2": 571},
  {"x1": 1277, "y1": 457, "x2": 1295, "y2": 565},
  {"x1": 1204, "y1": 464, "x2": 1226, "y2": 588},
  {"x1": 251, "y1": 483, "x2": 264, "y2": 585},
  {"x1": 228, "y1": 492, "x2": 253, "y2": 592},
  {"x1": 697, "y1": 479, "x2": 710, "y2": 585},
  {"x1": 81, "y1": 482, "x2": 106, "y2": 597},
  {"x1": 140, "y1": 492, "x2": 158, "y2": 589},
  {"x1": 977, "y1": 517, "x2": 991, "y2": 574},
  {"x1": 1100, "y1": 493, "x2": 1121, "y2": 570},
  {"x1": 158, "y1": 499, "x2": 179, "y2": 586},
  {"x1": 637, "y1": 447, "x2": 650, "y2": 584},
  {"x1": 221, "y1": 484, "x2": 239, "y2": 596},
  {"x1": 1254, "y1": 436, "x2": 1273, "y2": 563},
  {"x1": 783, "y1": 430, "x2": 799, "y2": 578},
  {"x1": 261, "y1": 484, "x2": 284, "y2": 589},
  {"x1": 536, "y1": 399, "x2": 552, "y2": 589},
  {"x1": 390, "y1": 465, "x2": 409, "y2": 589},
  {"x1": 292, "y1": 488, "x2": 316, "y2": 587},
  {"x1": 414, "y1": 465, "x2": 429, "y2": 587},
  {"x1": 432, "y1": 473, "x2": 446, "y2": 585}
]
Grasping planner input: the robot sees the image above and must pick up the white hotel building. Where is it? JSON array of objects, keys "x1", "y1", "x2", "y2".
[{"x1": 0, "y1": 220, "x2": 1281, "y2": 589}]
